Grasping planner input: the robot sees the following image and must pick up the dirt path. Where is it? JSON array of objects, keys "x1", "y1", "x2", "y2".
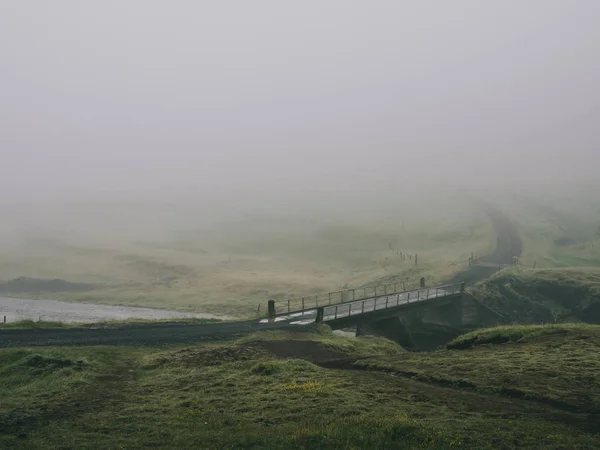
[{"x1": 478, "y1": 203, "x2": 523, "y2": 265}]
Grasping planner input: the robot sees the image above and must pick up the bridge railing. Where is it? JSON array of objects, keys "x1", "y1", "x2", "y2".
[
  {"x1": 274, "y1": 280, "x2": 422, "y2": 315},
  {"x1": 323, "y1": 282, "x2": 465, "y2": 322}
]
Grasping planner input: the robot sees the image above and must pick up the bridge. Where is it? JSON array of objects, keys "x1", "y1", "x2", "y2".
[
  {"x1": 264, "y1": 282, "x2": 465, "y2": 326},
  {"x1": 261, "y1": 280, "x2": 503, "y2": 350}
]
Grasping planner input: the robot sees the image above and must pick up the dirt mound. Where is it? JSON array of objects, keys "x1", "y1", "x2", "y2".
[
  {"x1": 249, "y1": 340, "x2": 347, "y2": 363},
  {"x1": 152, "y1": 339, "x2": 348, "y2": 368},
  {"x1": 0, "y1": 277, "x2": 98, "y2": 294},
  {"x1": 155, "y1": 345, "x2": 270, "y2": 367}
]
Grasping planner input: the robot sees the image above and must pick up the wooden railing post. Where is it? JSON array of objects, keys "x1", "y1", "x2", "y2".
[
  {"x1": 316, "y1": 307, "x2": 324, "y2": 323},
  {"x1": 268, "y1": 300, "x2": 276, "y2": 320}
]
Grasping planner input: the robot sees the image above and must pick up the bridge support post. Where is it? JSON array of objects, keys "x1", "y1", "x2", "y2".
[
  {"x1": 268, "y1": 300, "x2": 276, "y2": 321},
  {"x1": 316, "y1": 307, "x2": 324, "y2": 323}
]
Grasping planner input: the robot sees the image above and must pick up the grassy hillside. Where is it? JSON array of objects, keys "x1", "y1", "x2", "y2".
[
  {"x1": 505, "y1": 197, "x2": 600, "y2": 269},
  {"x1": 467, "y1": 267, "x2": 600, "y2": 323},
  {"x1": 1, "y1": 324, "x2": 599, "y2": 449}
]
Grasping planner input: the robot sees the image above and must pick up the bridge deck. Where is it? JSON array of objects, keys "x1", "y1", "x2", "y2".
[{"x1": 261, "y1": 283, "x2": 464, "y2": 325}]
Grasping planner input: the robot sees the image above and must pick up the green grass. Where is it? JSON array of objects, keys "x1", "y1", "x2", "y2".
[
  {"x1": 447, "y1": 323, "x2": 600, "y2": 348},
  {"x1": 1, "y1": 325, "x2": 599, "y2": 449},
  {"x1": 357, "y1": 323, "x2": 600, "y2": 420}
]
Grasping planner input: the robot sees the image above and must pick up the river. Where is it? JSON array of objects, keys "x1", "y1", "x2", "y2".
[{"x1": 0, "y1": 296, "x2": 226, "y2": 323}]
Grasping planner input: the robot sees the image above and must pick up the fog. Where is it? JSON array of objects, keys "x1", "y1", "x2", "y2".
[{"x1": 1, "y1": 1, "x2": 599, "y2": 237}]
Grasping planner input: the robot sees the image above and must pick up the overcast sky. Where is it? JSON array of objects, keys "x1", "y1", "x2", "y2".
[{"x1": 1, "y1": 1, "x2": 599, "y2": 202}]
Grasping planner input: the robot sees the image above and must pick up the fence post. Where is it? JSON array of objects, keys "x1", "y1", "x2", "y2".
[
  {"x1": 415, "y1": 254, "x2": 418, "y2": 265},
  {"x1": 352, "y1": 289, "x2": 355, "y2": 300},
  {"x1": 396, "y1": 294, "x2": 400, "y2": 306},
  {"x1": 288, "y1": 300, "x2": 290, "y2": 312},
  {"x1": 375, "y1": 286, "x2": 377, "y2": 296},
  {"x1": 407, "y1": 292, "x2": 410, "y2": 302},
  {"x1": 302, "y1": 298, "x2": 305, "y2": 310},
  {"x1": 460, "y1": 282, "x2": 466, "y2": 293},
  {"x1": 403, "y1": 282, "x2": 406, "y2": 291},
  {"x1": 3, "y1": 316, "x2": 6, "y2": 323},
  {"x1": 417, "y1": 290, "x2": 420, "y2": 301},
  {"x1": 329, "y1": 292, "x2": 332, "y2": 304},
  {"x1": 361, "y1": 301, "x2": 365, "y2": 314},
  {"x1": 335, "y1": 306, "x2": 338, "y2": 319},
  {"x1": 384, "y1": 284, "x2": 387, "y2": 294},
  {"x1": 426, "y1": 288, "x2": 430, "y2": 299}
]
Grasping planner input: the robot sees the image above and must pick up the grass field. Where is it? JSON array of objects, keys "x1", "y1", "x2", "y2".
[
  {"x1": 500, "y1": 194, "x2": 600, "y2": 269},
  {"x1": 0, "y1": 202, "x2": 495, "y2": 317},
  {"x1": 1, "y1": 324, "x2": 598, "y2": 449}
]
